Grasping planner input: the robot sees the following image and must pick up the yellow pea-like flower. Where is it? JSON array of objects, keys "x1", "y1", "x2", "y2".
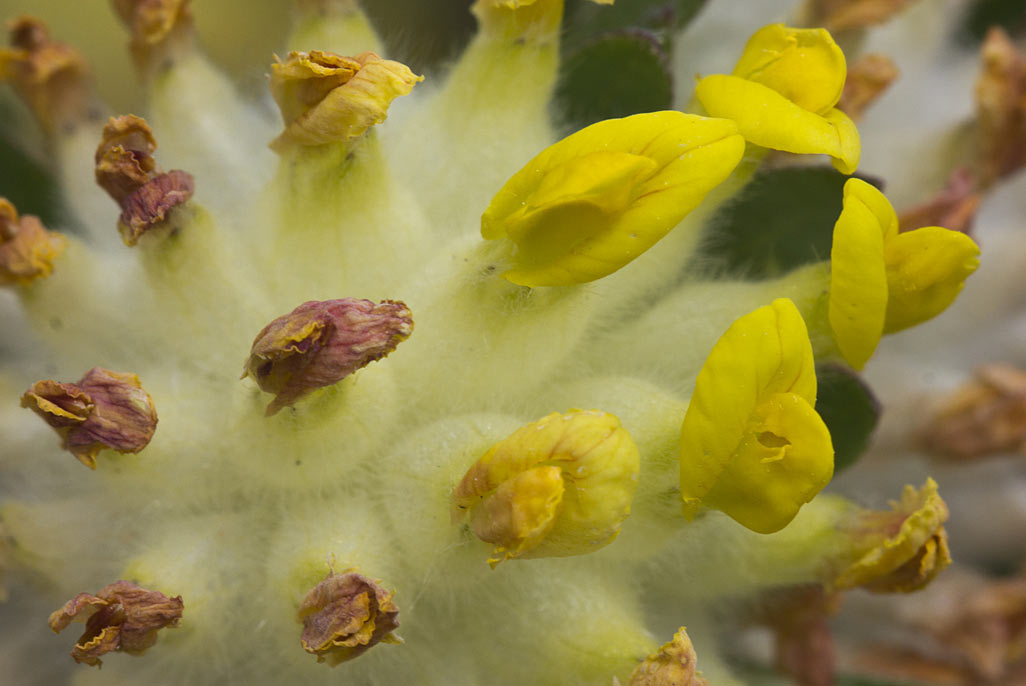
[
  {"x1": 828, "y1": 179, "x2": 980, "y2": 369},
  {"x1": 679, "y1": 298, "x2": 834, "y2": 535},
  {"x1": 451, "y1": 409, "x2": 640, "y2": 566},
  {"x1": 481, "y1": 111, "x2": 745, "y2": 287},
  {"x1": 694, "y1": 23, "x2": 860, "y2": 174}
]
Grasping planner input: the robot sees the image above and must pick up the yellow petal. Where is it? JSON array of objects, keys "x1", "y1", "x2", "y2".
[
  {"x1": 452, "y1": 409, "x2": 640, "y2": 565},
  {"x1": 732, "y1": 24, "x2": 846, "y2": 114},
  {"x1": 883, "y1": 226, "x2": 981, "y2": 333},
  {"x1": 680, "y1": 299, "x2": 834, "y2": 534},
  {"x1": 828, "y1": 179, "x2": 888, "y2": 370},
  {"x1": 482, "y1": 111, "x2": 745, "y2": 287},
  {"x1": 695, "y1": 75, "x2": 860, "y2": 174}
]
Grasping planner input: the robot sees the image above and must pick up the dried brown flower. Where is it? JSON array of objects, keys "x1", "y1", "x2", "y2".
[
  {"x1": 21, "y1": 367, "x2": 158, "y2": 468},
  {"x1": 243, "y1": 298, "x2": 413, "y2": 416},
  {"x1": 975, "y1": 27, "x2": 1026, "y2": 187},
  {"x1": 111, "y1": 0, "x2": 194, "y2": 74},
  {"x1": 920, "y1": 364, "x2": 1026, "y2": 459},
  {"x1": 756, "y1": 585, "x2": 841, "y2": 686},
  {"x1": 94, "y1": 115, "x2": 195, "y2": 245},
  {"x1": 0, "y1": 16, "x2": 91, "y2": 131},
  {"x1": 48, "y1": 580, "x2": 183, "y2": 667},
  {"x1": 838, "y1": 53, "x2": 899, "y2": 121},
  {"x1": 0, "y1": 197, "x2": 65, "y2": 286},
  {"x1": 898, "y1": 167, "x2": 980, "y2": 237},
  {"x1": 298, "y1": 571, "x2": 400, "y2": 666},
  {"x1": 802, "y1": 0, "x2": 918, "y2": 33}
]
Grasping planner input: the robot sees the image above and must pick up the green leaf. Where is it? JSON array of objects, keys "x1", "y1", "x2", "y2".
[
  {"x1": 553, "y1": 30, "x2": 673, "y2": 133},
  {"x1": 564, "y1": 0, "x2": 708, "y2": 49},
  {"x1": 0, "y1": 130, "x2": 61, "y2": 228},
  {"x1": 815, "y1": 363, "x2": 880, "y2": 474},
  {"x1": 958, "y1": 0, "x2": 1026, "y2": 44},
  {"x1": 699, "y1": 166, "x2": 881, "y2": 278}
]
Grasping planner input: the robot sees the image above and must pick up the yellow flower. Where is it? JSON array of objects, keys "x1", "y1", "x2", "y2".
[
  {"x1": 828, "y1": 178, "x2": 980, "y2": 369},
  {"x1": 451, "y1": 409, "x2": 639, "y2": 566},
  {"x1": 694, "y1": 23, "x2": 860, "y2": 174},
  {"x1": 679, "y1": 298, "x2": 834, "y2": 534},
  {"x1": 481, "y1": 111, "x2": 744, "y2": 286}
]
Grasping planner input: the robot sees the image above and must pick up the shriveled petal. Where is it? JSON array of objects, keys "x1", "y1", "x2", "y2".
[
  {"x1": 680, "y1": 299, "x2": 834, "y2": 534},
  {"x1": 732, "y1": 24, "x2": 846, "y2": 114},
  {"x1": 482, "y1": 111, "x2": 745, "y2": 286},
  {"x1": 696, "y1": 75, "x2": 860, "y2": 174},
  {"x1": 828, "y1": 179, "x2": 889, "y2": 370},
  {"x1": 49, "y1": 581, "x2": 183, "y2": 667},
  {"x1": 832, "y1": 478, "x2": 951, "y2": 592},
  {"x1": 298, "y1": 572, "x2": 400, "y2": 666},
  {"x1": 270, "y1": 51, "x2": 422, "y2": 150},
  {"x1": 882, "y1": 226, "x2": 980, "y2": 333}
]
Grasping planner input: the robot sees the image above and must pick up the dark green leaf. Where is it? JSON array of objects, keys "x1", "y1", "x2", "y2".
[
  {"x1": 0, "y1": 129, "x2": 61, "y2": 228},
  {"x1": 815, "y1": 363, "x2": 880, "y2": 474},
  {"x1": 699, "y1": 166, "x2": 882, "y2": 278},
  {"x1": 564, "y1": 0, "x2": 708, "y2": 50},
  {"x1": 553, "y1": 30, "x2": 672, "y2": 133},
  {"x1": 958, "y1": 0, "x2": 1026, "y2": 44}
]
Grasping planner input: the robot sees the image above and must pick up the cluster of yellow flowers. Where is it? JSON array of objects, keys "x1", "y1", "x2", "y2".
[{"x1": 0, "y1": 0, "x2": 989, "y2": 684}]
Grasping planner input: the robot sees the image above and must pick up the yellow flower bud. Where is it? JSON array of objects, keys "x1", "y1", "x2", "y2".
[
  {"x1": 679, "y1": 299, "x2": 834, "y2": 534},
  {"x1": 828, "y1": 178, "x2": 980, "y2": 369},
  {"x1": 831, "y1": 478, "x2": 952, "y2": 593},
  {"x1": 451, "y1": 409, "x2": 639, "y2": 566},
  {"x1": 695, "y1": 23, "x2": 860, "y2": 174},
  {"x1": 481, "y1": 111, "x2": 745, "y2": 286},
  {"x1": 470, "y1": 0, "x2": 614, "y2": 44}
]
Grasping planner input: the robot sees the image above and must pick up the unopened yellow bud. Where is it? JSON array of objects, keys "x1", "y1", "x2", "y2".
[
  {"x1": 269, "y1": 50, "x2": 422, "y2": 151},
  {"x1": 679, "y1": 299, "x2": 834, "y2": 534},
  {"x1": 482, "y1": 111, "x2": 744, "y2": 286},
  {"x1": 695, "y1": 24, "x2": 860, "y2": 174},
  {"x1": 451, "y1": 409, "x2": 639, "y2": 566}
]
